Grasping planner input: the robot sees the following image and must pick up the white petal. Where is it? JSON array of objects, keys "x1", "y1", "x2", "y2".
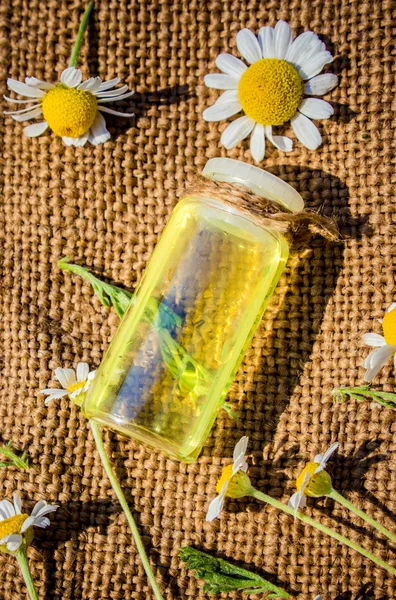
[
  {"x1": 314, "y1": 442, "x2": 339, "y2": 469},
  {"x1": 98, "y1": 106, "x2": 134, "y2": 118},
  {"x1": 364, "y1": 345, "x2": 394, "y2": 369},
  {"x1": 60, "y1": 67, "x2": 83, "y2": 88},
  {"x1": 13, "y1": 494, "x2": 22, "y2": 515},
  {"x1": 0, "y1": 500, "x2": 15, "y2": 518},
  {"x1": 363, "y1": 333, "x2": 386, "y2": 347},
  {"x1": 204, "y1": 74, "x2": 239, "y2": 90},
  {"x1": 0, "y1": 534, "x2": 10, "y2": 543},
  {"x1": 206, "y1": 482, "x2": 228, "y2": 522},
  {"x1": 236, "y1": 29, "x2": 262, "y2": 64},
  {"x1": 230, "y1": 455, "x2": 248, "y2": 476},
  {"x1": 62, "y1": 136, "x2": 79, "y2": 147},
  {"x1": 11, "y1": 107, "x2": 43, "y2": 122},
  {"x1": 0, "y1": 509, "x2": 7, "y2": 521},
  {"x1": 76, "y1": 362, "x2": 89, "y2": 382},
  {"x1": 291, "y1": 113, "x2": 322, "y2": 150},
  {"x1": 233, "y1": 436, "x2": 249, "y2": 464},
  {"x1": 292, "y1": 37, "x2": 325, "y2": 72},
  {"x1": 300, "y1": 472, "x2": 310, "y2": 494},
  {"x1": 288, "y1": 490, "x2": 307, "y2": 518},
  {"x1": 31, "y1": 516, "x2": 50, "y2": 528},
  {"x1": 297, "y1": 51, "x2": 334, "y2": 80},
  {"x1": 20, "y1": 516, "x2": 35, "y2": 533},
  {"x1": 220, "y1": 116, "x2": 255, "y2": 149},
  {"x1": 88, "y1": 111, "x2": 111, "y2": 145},
  {"x1": 362, "y1": 348, "x2": 376, "y2": 369},
  {"x1": 62, "y1": 135, "x2": 89, "y2": 147},
  {"x1": 30, "y1": 500, "x2": 47, "y2": 517},
  {"x1": 289, "y1": 473, "x2": 310, "y2": 517},
  {"x1": 250, "y1": 124, "x2": 266, "y2": 162},
  {"x1": 286, "y1": 31, "x2": 322, "y2": 65},
  {"x1": 288, "y1": 491, "x2": 301, "y2": 511},
  {"x1": 206, "y1": 493, "x2": 225, "y2": 522},
  {"x1": 274, "y1": 21, "x2": 293, "y2": 59},
  {"x1": 72, "y1": 135, "x2": 88, "y2": 147},
  {"x1": 364, "y1": 345, "x2": 395, "y2": 382},
  {"x1": 41, "y1": 388, "x2": 68, "y2": 397},
  {"x1": 98, "y1": 77, "x2": 121, "y2": 91},
  {"x1": 264, "y1": 125, "x2": 293, "y2": 152},
  {"x1": 4, "y1": 104, "x2": 41, "y2": 115},
  {"x1": 215, "y1": 53, "x2": 247, "y2": 77},
  {"x1": 25, "y1": 77, "x2": 54, "y2": 90},
  {"x1": 387, "y1": 302, "x2": 396, "y2": 313},
  {"x1": 202, "y1": 94, "x2": 242, "y2": 122},
  {"x1": 258, "y1": 26, "x2": 275, "y2": 58},
  {"x1": 95, "y1": 84, "x2": 129, "y2": 98},
  {"x1": 7, "y1": 79, "x2": 45, "y2": 98},
  {"x1": 98, "y1": 91, "x2": 135, "y2": 103},
  {"x1": 55, "y1": 367, "x2": 76, "y2": 389},
  {"x1": 23, "y1": 121, "x2": 48, "y2": 137},
  {"x1": 304, "y1": 74, "x2": 338, "y2": 96},
  {"x1": 299, "y1": 98, "x2": 334, "y2": 120},
  {"x1": 83, "y1": 371, "x2": 96, "y2": 392},
  {"x1": 34, "y1": 503, "x2": 58, "y2": 518},
  {"x1": 6, "y1": 534, "x2": 23, "y2": 552},
  {"x1": 78, "y1": 77, "x2": 102, "y2": 93},
  {"x1": 3, "y1": 95, "x2": 39, "y2": 105}
]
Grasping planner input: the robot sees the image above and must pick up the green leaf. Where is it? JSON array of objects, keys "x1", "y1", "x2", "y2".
[
  {"x1": 179, "y1": 546, "x2": 289, "y2": 597},
  {"x1": 58, "y1": 257, "x2": 132, "y2": 318},
  {"x1": 333, "y1": 385, "x2": 396, "y2": 410},
  {"x1": 0, "y1": 441, "x2": 29, "y2": 471},
  {"x1": 221, "y1": 401, "x2": 238, "y2": 420}
]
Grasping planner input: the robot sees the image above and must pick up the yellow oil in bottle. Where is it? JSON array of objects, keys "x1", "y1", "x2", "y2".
[{"x1": 83, "y1": 196, "x2": 289, "y2": 462}]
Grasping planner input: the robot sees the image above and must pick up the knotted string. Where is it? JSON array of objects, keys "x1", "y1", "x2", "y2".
[{"x1": 185, "y1": 178, "x2": 339, "y2": 247}]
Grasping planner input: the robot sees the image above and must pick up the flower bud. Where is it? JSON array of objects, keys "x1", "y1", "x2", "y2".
[
  {"x1": 296, "y1": 462, "x2": 333, "y2": 497},
  {"x1": 216, "y1": 465, "x2": 252, "y2": 499}
]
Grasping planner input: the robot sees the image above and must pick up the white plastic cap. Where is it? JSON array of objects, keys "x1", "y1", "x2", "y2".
[{"x1": 202, "y1": 158, "x2": 304, "y2": 213}]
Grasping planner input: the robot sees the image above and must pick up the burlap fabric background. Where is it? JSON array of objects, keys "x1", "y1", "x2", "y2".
[{"x1": 0, "y1": 0, "x2": 395, "y2": 598}]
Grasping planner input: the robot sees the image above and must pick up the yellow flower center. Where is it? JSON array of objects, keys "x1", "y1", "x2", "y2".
[
  {"x1": 382, "y1": 306, "x2": 396, "y2": 345},
  {"x1": 296, "y1": 462, "x2": 333, "y2": 498},
  {"x1": 238, "y1": 58, "x2": 304, "y2": 126},
  {"x1": 216, "y1": 464, "x2": 251, "y2": 498},
  {"x1": 0, "y1": 514, "x2": 29, "y2": 540},
  {"x1": 67, "y1": 380, "x2": 86, "y2": 394},
  {"x1": 41, "y1": 85, "x2": 97, "y2": 138},
  {"x1": 216, "y1": 464, "x2": 234, "y2": 494}
]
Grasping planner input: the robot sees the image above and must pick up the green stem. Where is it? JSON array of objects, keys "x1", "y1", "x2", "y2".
[
  {"x1": 69, "y1": 2, "x2": 94, "y2": 67},
  {"x1": 89, "y1": 420, "x2": 164, "y2": 600},
  {"x1": 329, "y1": 488, "x2": 396, "y2": 545},
  {"x1": 16, "y1": 549, "x2": 39, "y2": 600},
  {"x1": 249, "y1": 487, "x2": 396, "y2": 576}
]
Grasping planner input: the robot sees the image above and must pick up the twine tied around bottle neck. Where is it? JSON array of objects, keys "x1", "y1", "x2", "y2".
[{"x1": 185, "y1": 177, "x2": 339, "y2": 246}]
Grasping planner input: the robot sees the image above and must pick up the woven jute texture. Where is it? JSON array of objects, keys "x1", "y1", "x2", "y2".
[{"x1": 0, "y1": 0, "x2": 395, "y2": 598}]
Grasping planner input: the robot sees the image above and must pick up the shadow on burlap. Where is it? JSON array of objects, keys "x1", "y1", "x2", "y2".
[{"x1": 0, "y1": 0, "x2": 395, "y2": 598}]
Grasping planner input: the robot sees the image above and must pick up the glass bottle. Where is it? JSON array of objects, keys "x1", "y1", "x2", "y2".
[{"x1": 83, "y1": 158, "x2": 304, "y2": 462}]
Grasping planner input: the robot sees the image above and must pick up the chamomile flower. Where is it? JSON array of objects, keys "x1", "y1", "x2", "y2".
[
  {"x1": 206, "y1": 436, "x2": 251, "y2": 522},
  {"x1": 4, "y1": 67, "x2": 134, "y2": 146},
  {"x1": 203, "y1": 21, "x2": 338, "y2": 161},
  {"x1": 41, "y1": 361, "x2": 96, "y2": 406},
  {"x1": 362, "y1": 303, "x2": 396, "y2": 382},
  {"x1": 288, "y1": 442, "x2": 338, "y2": 517},
  {"x1": 0, "y1": 493, "x2": 57, "y2": 553}
]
